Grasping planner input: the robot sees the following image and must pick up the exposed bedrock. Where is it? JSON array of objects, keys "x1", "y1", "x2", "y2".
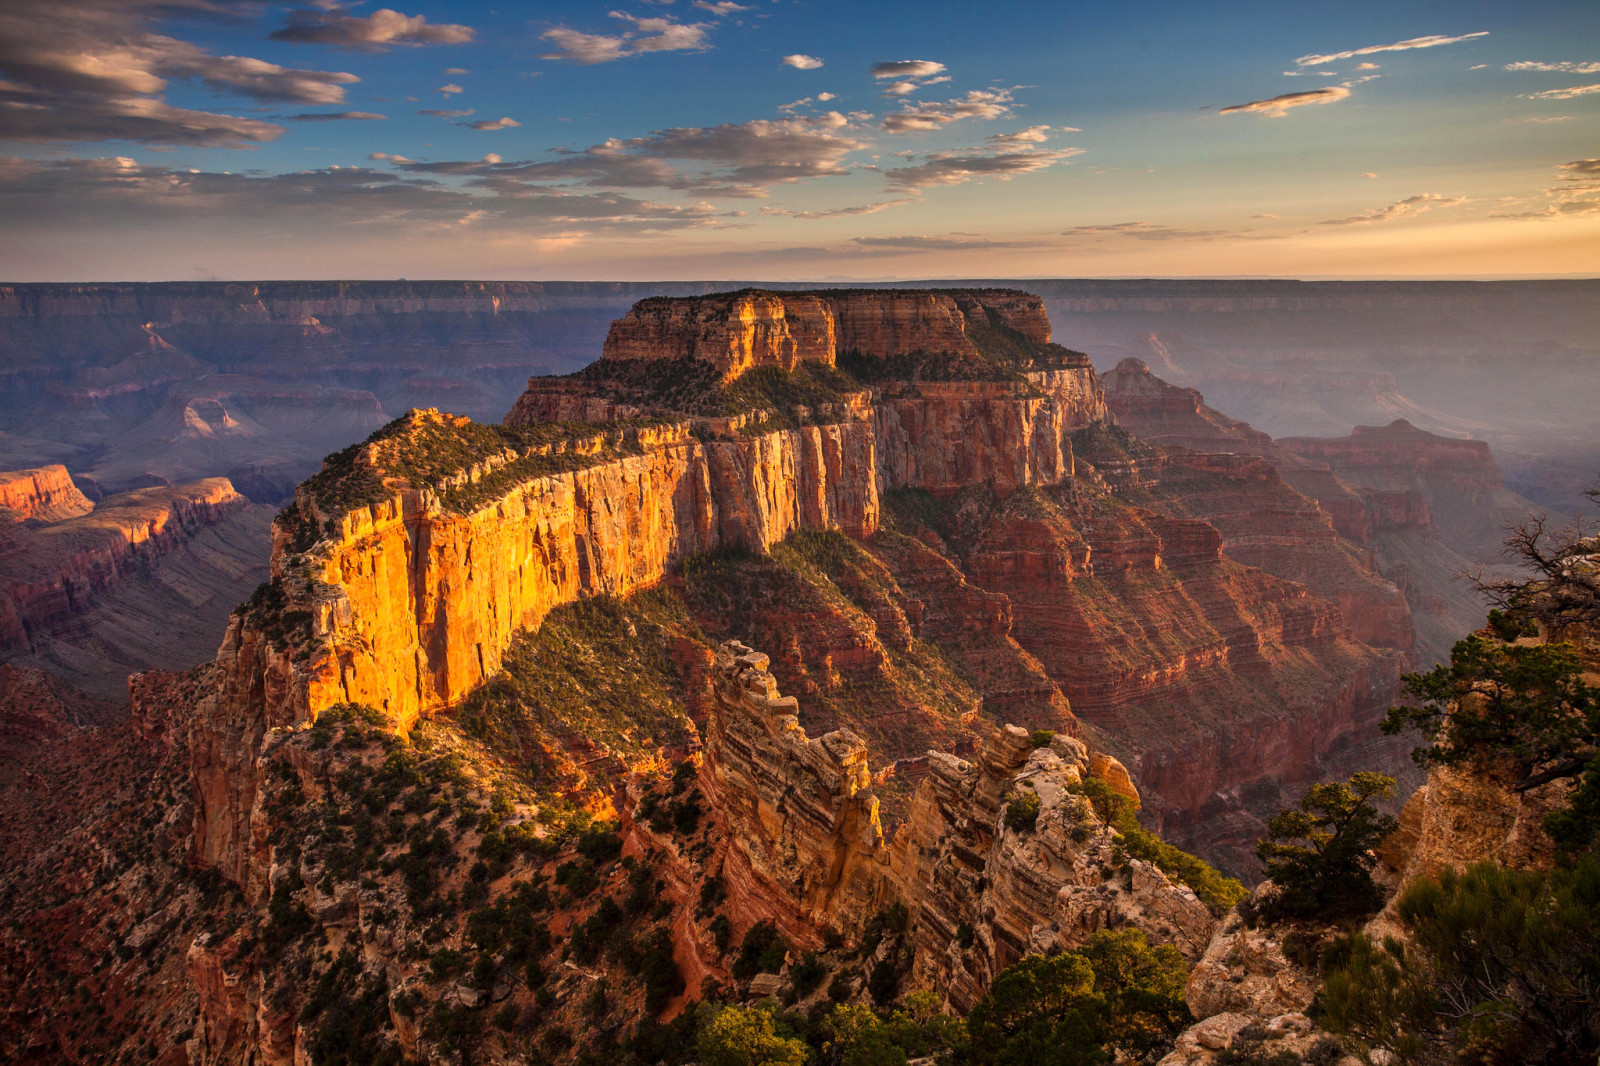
[
  {"x1": 0, "y1": 472, "x2": 254, "y2": 654},
  {"x1": 700, "y1": 641, "x2": 1216, "y2": 1013}
]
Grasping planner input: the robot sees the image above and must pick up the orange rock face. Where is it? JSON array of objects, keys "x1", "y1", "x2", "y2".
[
  {"x1": 602, "y1": 291, "x2": 838, "y2": 380},
  {"x1": 594, "y1": 288, "x2": 1058, "y2": 382},
  {"x1": 0, "y1": 464, "x2": 94, "y2": 524}
]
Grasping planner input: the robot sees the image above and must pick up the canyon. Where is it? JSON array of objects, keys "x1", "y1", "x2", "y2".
[
  {"x1": 0, "y1": 464, "x2": 272, "y2": 697},
  {"x1": 0, "y1": 283, "x2": 1586, "y2": 1065},
  {"x1": 193, "y1": 289, "x2": 1407, "y2": 897},
  {"x1": 1104, "y1": 356, "x2": 1540, "y2": 665}
]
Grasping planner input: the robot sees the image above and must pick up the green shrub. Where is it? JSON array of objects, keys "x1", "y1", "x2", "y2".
[
  {"x1": 1004, "y1": 792, "x2": 1042, "y2": 833},
  {"x1": 1255, "y1": 772, "x2": 1397, "y2": 922}
]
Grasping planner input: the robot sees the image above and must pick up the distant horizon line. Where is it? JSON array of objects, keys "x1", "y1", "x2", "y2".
[{"x1": 3, "y1": 274, "x2": 1598, "y2": 286}]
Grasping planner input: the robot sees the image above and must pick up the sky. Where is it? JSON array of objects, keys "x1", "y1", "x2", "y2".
[{"x1": 0, "y1": 0, "x2": 1597, "y2": 281}]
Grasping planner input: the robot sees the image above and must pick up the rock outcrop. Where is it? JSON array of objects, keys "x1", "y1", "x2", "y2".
[
  {"x1": 0, "y1": 474, "x2": 255, "y2": 653},
  {"x1": 0, "y1": 464, "x2": 94, "y2": 524},
  {"x1": 193, "y1": 289, "x2": 1414, "y2": 893},
  {"x1": 701, "y1": 640, "x2": 1217, "y2": 1012}
]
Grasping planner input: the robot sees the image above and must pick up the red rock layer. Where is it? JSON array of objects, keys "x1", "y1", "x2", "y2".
[
  {"x1": 595, "y1": 288, "x2": 1056, "y2": 381},
  {"x1": 902, "y1": 483, "x2": 1404, "y2": 873},
  {"x1": 0, "y1": 477, "x2": 251, "y2": 651},
  {"x1": 1102, "y1": 357, "x2": 1271, "y2": 453},
  {"x1": 0, "y1": 464, "x2": 94, "y2": 524}
]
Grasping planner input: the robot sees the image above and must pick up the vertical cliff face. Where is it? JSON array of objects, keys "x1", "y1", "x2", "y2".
[
  {"x1": 195, "y1": 410, "x2": 884, "y2": 883},
  {"x1": 601, "y1": 291, "x2": 839, "y2": 379},
  {"x1": 592, "y1": 287, "x2": 1061, "y2": 381}
]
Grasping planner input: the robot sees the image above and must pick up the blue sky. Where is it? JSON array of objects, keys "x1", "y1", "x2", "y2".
[{"x1": 1, "y1": 0, "x2": 1596, "y2": 279}]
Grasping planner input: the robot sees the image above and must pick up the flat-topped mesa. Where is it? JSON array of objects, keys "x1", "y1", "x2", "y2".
[
  {"x1": 1276, "y1": 419, "x2": 1503, "y2": 489},
  {"x1": 699, "y1": 639, "x2": 1219, "y2": 1011},
  {"x1": 601, "y1": 291, "x2": 838, "y2": 379},
  {"x1": 592, "y1": 287, "x2": 1060, "y2": 384},
  {"x1": 0, "y1": 465, "x2": 95, "y2": 524},
  {"x1": 0, "y1": 476, "x2": 249, "y2": 652}
]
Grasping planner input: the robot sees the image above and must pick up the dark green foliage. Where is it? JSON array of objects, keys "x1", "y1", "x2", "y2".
[
  {"x1": 630, "y1": 927, "x2": 686, "y2": 1014},
  {"x1": 1071, "y1": 774, "x2": 1246, "y2": 915},
  {"x1": 421, "y1": 1001, "x2": 477, "y2": 1057},
  {"x1": 733, "y1": 921, "x2": 790, "y2": 981},
  {"x1": 464, "y1": 878, "x2": 549, "y2": 965},
  {"x1": 868, "y1": 958, "x2": 901, "y2": 1006},
  {"x1": 575, "y1": 352, "x2": 859, "y2": 422},
  {"x1": 1003, "y1": 791, "x2": 1041, "y2": 833},
  {"x1": 1385, "y1": 636, "x2": 1597, "y2": 780},
  {"x1": 577, "y1": 821, "x2": 622, "y2": 864},
  {"x1": 261, "y1": 873, "x2": 315, "y2": 956},
  {"x1": 1256, "y1": 772, "x2": 1398, "y2": 921},
  {"x1": 1385, "y1": 634, "x2": 1600, "y2": 859},
  {"x1": 1486, "y1": 608, "x2": 1535, "y2": 642},
  {"x1": 455, "y1": 592, "x2": 698, "y2": 784},
  {"x1": 962, "y1": 929, "x2": 1191, "y2": 1065},
  {"x1": 1320, "y1": 855, "x2": 1600, "y2": 1064},
  {"x1": 963, "y1": 953, "x2": 1103, "y2": 1066},
  {"x1": 790, "y1": 952, "x2": 826, "y2": 998},
  {"x1": 1028, "y1": 730, "x2": 1057, "y2": 748},
  {"x1": 711, "y1": 914, "x2": 734, "y2": 955},
  {"x1": 299, "y1": 952, "x2": 405, "y2": 1066},
  {"x1": 554, "y1": 859, "x2": 601, "y2": 900},
  {"x1": 859, "y1": 904, "x2": 909, "y2": 957}
]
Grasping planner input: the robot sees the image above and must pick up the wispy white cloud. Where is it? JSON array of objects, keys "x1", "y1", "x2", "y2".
[
  {"x1": 1219, "y1": 85, "x2": 1350, "y2": 117},
  {"x1": 0, "y1": 154, "x2": 720, "y2": 237},
  {"x1": 288, "y1": 110, "x2": 386, "y2": 121},
  {"x1": 882, "y1": 88, "x2": 1015, "y2": 132},
  {"x1": 760, "y1": 198, "x2": 915, "y2": 219},
  {"x1": 886, "y1": 144, "x2": 1081, "y2": 188},
  {"x1": 1493, "y1": 159, "x2": 1600, "y2": 219},
  {"x1": 782, "y1": 54, "x2": 823, "y2": 70},
  {"x1": 1521, "y1": 83, "x2": 1600, "y2": 100},
  {"x1": 871, "y1": 60, "x2": 947, "y2": 80},
  {"x1": 0, "y1": 0, "x2": 377, "y2": 146},
  {"x1": 541, "y1": 13, "x2": 711, "y2": 64},
  {"x1": 1295, "y1": 32, "x2": 1488, "y2": 67},
  {"x1": 1504, "y1": 60, "x2": 1600, "y2": 74},
  {"x1": 462, "y1": 116, "x2": 521, "y2": 131},
  {"x1": 438, "y1": 83, "x2": 463, "y2": 94},
  {"x1": 851, "y1": 234, "x2": 1036, "y2": 251},
  {"x1": 453, "y1": 111, "x2": 868, "y2": 199},
  {"x1": 693, "y1": 1, "x2": 747, "y2": 14},
  {"x1": 983, "y1": 125, "x2": 1052, "y2": 151},
  {"x1": 1061, "y1": 221, "x2": 1234, "y2": 241},
  {"x1": 1320, "y1": 193, "x2": 1466, "y2": 225},
  {"x1": 270, "y1": 8, "x2": 475, "y2": 51}
]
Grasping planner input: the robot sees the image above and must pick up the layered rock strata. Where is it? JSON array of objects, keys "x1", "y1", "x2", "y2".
[
  {"x1": 0, "y1": 464, "x2": 94, "y2": 524},
  {"x1": 0, "y1": 475, "x2": 253, "y2": 652},
  {"x1": 599, "y1": 288, "x2": 1057, "y2": 381},
  {"x1": 701, "y1": 640, "x2": 1217, "y2": 1012}
]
